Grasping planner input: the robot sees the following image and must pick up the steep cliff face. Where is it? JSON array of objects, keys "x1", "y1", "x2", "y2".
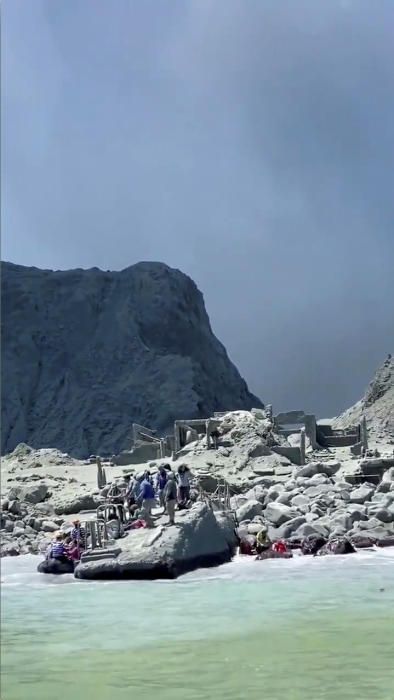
[
  {"x1": 334, "y1": 356, "x2": 394, "y2": 438},
  {"x1": 2, "y1": 262, "x2": 262, "y2": 457}
]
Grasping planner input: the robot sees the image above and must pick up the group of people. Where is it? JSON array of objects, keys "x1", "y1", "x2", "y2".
[
  {"x1": 107, "y1": 463, "x2": 193, "y2": 527},
  {"x1": 46, "y1": 520, "x2": 86, "y2": 563}
]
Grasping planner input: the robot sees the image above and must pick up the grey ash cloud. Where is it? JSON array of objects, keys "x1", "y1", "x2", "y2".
[{"x1": 3, "y1": 0, "x2": 394, "y2": 416}]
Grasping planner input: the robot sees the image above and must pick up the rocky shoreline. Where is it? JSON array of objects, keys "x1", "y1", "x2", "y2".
[{"x1": 1, "y1": 407, "x2": 394, "y2": 575}]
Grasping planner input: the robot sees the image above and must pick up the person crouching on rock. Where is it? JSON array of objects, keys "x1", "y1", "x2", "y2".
[
  {"x1": 164, "y1": 472, "x2": 177, "y2": 525},
  {"x1": 272, "y1": 540, "x2": 290, "y2": 555},
  {"x1": 177, "y1": 465, "x2": 191, "y2": 508},
  {"x1": 255, "y1": 526, "x2": 271, "y2": 557},
  {"x1": 140, "y1": 471, "x2": 156, "y2": 517}
]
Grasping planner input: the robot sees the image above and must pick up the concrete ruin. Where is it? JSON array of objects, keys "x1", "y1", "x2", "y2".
[{"x1": 111, "y1": 405, "x2": 369, "y2": 468}]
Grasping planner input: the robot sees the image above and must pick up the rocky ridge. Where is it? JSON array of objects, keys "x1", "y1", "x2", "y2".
[
  {"x1": 1, "y1": 261, "x2": 261, "y2": 458},
  {"x1": 334, "y1": 355, "x2": 394, "y2": 439}
]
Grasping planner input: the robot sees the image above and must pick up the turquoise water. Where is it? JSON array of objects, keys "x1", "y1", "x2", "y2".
[{"x1": 2, "y1": 550, "x2": 394, "y2": 700}]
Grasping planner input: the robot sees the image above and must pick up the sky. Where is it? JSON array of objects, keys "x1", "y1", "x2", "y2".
[{"x1": 2, "y1": 0, "x2": 394, "y2": 417}]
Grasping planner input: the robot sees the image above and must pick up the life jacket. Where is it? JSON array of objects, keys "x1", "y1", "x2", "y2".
[{"x1": 273, "y1": 540, "x2": 287, "y2": 554}]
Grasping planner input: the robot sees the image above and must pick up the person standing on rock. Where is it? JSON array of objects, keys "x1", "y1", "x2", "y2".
[
  {"x1": 177, "y1": 465, "x2": 191, "y2": 507},
  {"x1": 164, "y1": 472, "x2": 177, "y2": 525},
  {"x1": 156, "y1": 466, "x2": 168, "y2": 511},
  {"x1": 140, "y1": 472, "x2": 156, "y2": 517}
]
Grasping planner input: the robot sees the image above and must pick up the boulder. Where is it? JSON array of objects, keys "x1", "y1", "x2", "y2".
[
  {"x1": 345, "y1": 505, "x2": 368, "y2": 523},
  {"x1": 295, "y1": 463, "x2": 320, "y2": 478},
  {"x1": 276, "y1": 516, "x2": 307, "y2": 538},
  {"x1": 243, "y1": 485, "x2": 267, "y2": 504},
  {"x1": 264, "y1": 503, "x2": 299, "y2": 527},
  {"x1": 17, "y1": 483, "x2": 49, "y2": 504},
  {"x1": 1, "y1": 543, "x2": 20, "y2": 557},
  {"x1": 33, "y1": 502, "x2": 55, "y2": 516},
  {"x1": 75, "y1": 503, "x2": 234, "y2": 580},
  {"x1": 41, "y1": 520, "x2": 59, "y2": 533},
  {"x1": 353, "y1": 527, "x2": 392, "y2": 543},
  {"x1": 53, "y1": 493, "x2": 98, "y2": 515},
  {"x1": 296, "y1": 522, "x2": 329, "y2": 539},
  {"x1": 8, "y1": 500, "x2": 21, "y2": 515},
  {"x1": 349, "y1": 485, "x2": 375, "y2": 504},
  {"x1": 366, "y1": 507, "x2": 393, "y2": 524},
  {"x1": 13, "y1": 526, "x2": 26, "y2": 537},
  {"x1": 276, "y1": 492, "x2": 294, "y2": 506},
  {"x1": 382, "y1": 467, "x2": 394, "y2": 483},
  {"x1": 303, "y1": 484, "x2": 335, "y2": 498},
  {"x1": 291, "y1": 494, "x2": 311, "y2": 512},
  {"x1": 236, "y1": 500, "x2": 263, "y2": 522},
  {"x1": 215, "y1": 512, "x2": 238, "y2": 549},
  {"x1": 265, "y1": 484, "x2": 285, "y2": 502}
]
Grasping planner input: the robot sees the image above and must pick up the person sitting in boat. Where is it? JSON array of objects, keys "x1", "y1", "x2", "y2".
[{"x1": 48, "y1": 533, "x2": 69, "y2": 563}]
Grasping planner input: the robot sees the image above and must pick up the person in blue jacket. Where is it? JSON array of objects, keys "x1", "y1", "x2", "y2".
[{"x1": 140, "y1": 471, "x2": 156, "y2": 516}]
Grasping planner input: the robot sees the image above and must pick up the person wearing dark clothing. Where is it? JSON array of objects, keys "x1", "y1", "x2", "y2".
[{"x1": 164, "y1": 472, "x2": 177, "y2": 525}]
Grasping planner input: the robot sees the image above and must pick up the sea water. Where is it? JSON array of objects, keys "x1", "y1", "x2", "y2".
[{"x1": 1, "y1": 550, "x2": 394, "y2": 700}]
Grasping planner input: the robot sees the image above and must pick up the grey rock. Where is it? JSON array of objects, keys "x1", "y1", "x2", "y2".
[
  {"x1": 345, "y1": 504, "x2": 368, "y2": 522},
  {"x1": 41, "y1": 520, "x2": 59, "y2": 532},
  {"x1": 349, "y1": 485, "x2": 375, "y2": 504},
  {"x1": 53, "y1": 493, "x2": 99, "y2": 515},
  {"x1": 243, "y1": 485, "x2": 267, "y2": 504},
  {"x1": 309, "y1": 474, "x2": 331, "y2": 485},
  {"x1": 334, "y1": 356, "x2": 394, "y2": 438},
  {"x1": 266, "y1": 484, "x2": 285, "y2": 501},
  {"x1": 18, "y1": 483, "x2": 49, "y2": 504},
  {"x1": 276, "y1": 516, "x2": 307, "y2": 538},
  {"x1": 4, "y1": 520, "x2": 14, "y2": 533},
  {"x1": 236, "y1": 500, "x2": 263, "y2": 522},
  {"x1": 1, "y1": 543, "x2": 20, "y2": 557},
  {"x1": 8, "y1": 500, "x2": 21, "y2": 515},
  {"x1": 296, "y1": 522, "x2": 329, "y2": 539},
  {"x1": 295, "y1": 463, "x2": 320, "y2": 478},
  {"x1": 2, "y1": 262, "x2": 262, "y2": 457},
  {"x1": 33, "y1": 502, "x2": 55, "y2": 516},
  {"x1": 13, "y1": 526, "x2": 26, "y2": 537},
  {"x1": 75, "y1": 503, "x2": 233, "y2": 580},
  {"x1": 305, "y1": 512, "x2": 319, "y2": 522},
  {"x1": 304, "y1": 484, "x2": 334, "y2": 498},
  {"x1": 1, "y1": 500, "x2": 9, "y2": 511},
  {"x1": 291, "y1": 494, "x2": 310, "y2": 511},
  {"x1": 359, "y1": 527, "x2": 394, "y2": 542},
  {"x1": 264, "y1": 503, "x2": 299, "y2": 527},
  {"x1": 276, "y1": 492, "x2": 294, "y2": 506},
  {"x1": 382, "y1": 467, "x2": 394, "y2": 483},
  {"x1": 13, "y1": 520, "x2": 25, "y2": 530},
  {"x1": 376, "y1": 481, "x2": 391, "y2": 493},
  {"x1": 366, "y1": 507, "x2": 393, "y2": 524}
]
